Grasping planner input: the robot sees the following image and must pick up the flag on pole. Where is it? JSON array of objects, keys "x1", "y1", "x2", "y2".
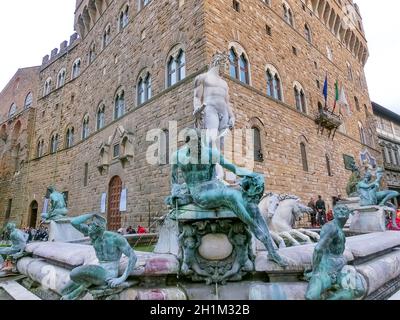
[
  {"x1": 338, "y1": 86, "x2": 351, "y2": 116},
  {"x1": 332, "y1": 80, "x2": 339, "y2": 113},
  {"x1": 323, "y1": 74, "x2": 328, "y2": 108}
]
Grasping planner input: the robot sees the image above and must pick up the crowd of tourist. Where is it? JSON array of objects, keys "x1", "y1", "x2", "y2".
[
  {"x1": 118, "y1": 225, "x2": 148, "y2": 235},
  {"x1": 307, "y1": 195, "x2": 342, "y2": 228},
  {"x1": 1, "y1": 226, "x2": 49, "y2": 242},
  {"x1": 23, "y1": 226, "x2": 49, "y2": 242}
]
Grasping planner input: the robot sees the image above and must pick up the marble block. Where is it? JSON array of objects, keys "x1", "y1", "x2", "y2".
[
  {"x1": 350, "y1": 206, "x2": 388, "y2": 233},
  {"x1": 45, "y1": 219, "x2": 85, "y2": 243}
]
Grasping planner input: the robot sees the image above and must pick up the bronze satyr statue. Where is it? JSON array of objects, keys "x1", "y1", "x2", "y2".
[
  {"x1": 41, "y1": 186, "x2": 68, "y2": 221},
  {"x1": 0, "y1": 222, "x2": 28, "y2": 269},
  {"x1": 61, "y1": 214, "x2": 137, "y2": 300},
  {"x1": 305, "y1": 205, "x2": 366, "y2": 300}
]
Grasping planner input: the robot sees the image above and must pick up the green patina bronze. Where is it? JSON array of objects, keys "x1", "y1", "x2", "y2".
[
  {"x1": 346, "y1": 159, "x2": 362, "y2": 197},
  {"x1": 0, "y1": 222, "x2": 28, "y2": 268},
  {"x1": 168, "y1": 132, "x2": 287, "y2": 268},
  {"x1": 61, "y1": 213, "x2": 137, "y2": 300},
  {"x1": 41, "y1": 186, "x2": 69, "y2": 221},
  {"x1": 305, "y1": 205, "x2": 366, "y2": 300},
  {"x1": 357, "y1": 168, "x2": 399, "y2": 207}
]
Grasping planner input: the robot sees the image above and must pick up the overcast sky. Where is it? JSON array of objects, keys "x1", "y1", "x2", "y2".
[{"x1": 0, "y1": 1, "x2": 399, "y2": 113}]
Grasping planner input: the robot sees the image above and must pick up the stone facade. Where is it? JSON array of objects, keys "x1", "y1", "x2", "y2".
[
  {"x1": 0, "y1": 67, "x2": 40, "y2": 227},
  {"x1": 372, "y1": 102, "x2": 400, "y2": 202},
  {"x1": 0, "y1": 0, "x2": 380, "y2": 230}
]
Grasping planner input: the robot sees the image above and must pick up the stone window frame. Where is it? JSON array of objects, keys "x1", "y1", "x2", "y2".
[
  {"x1": 49, "y1": 132, "x2": 59, "y2": 154},
  {"x1": 43, "y1": 77, "x2": 52, "y2": 97},
  {"x1": 36, "y1": 138, "x2": 45, "y2": 158},
  {"x1": 304, "y1": 23, "x2": 312, "y2": 43},
  {"x1": 228, "y1": 41, "x2": 251, "y2": 85},
  {"x1": 72, "y1": 58, "x2": 82, "y2": 79},
  {"x1": 354, "y1": 96, "x2": 360, "y2": 111},
  {"x1": 138, "y1": 0, "x2": 151, "y2": 11},
  {"x1": 137, "y1": 69, "x2": 152, "y2": 106},
  {"x1": 358, "y1": 121, "x2": 366, "y2": 145},
  {"x1": 346, "y1": 62, "x2": 353, "y2": 81},
  {"x1": 293, "y1": 81, "x2": 307, "y2": 114},
  {"x1": 326, "y1": 45, "x2": 333, "y2": 61},
  {"x1": 166, "y1": 44, "x2": 186, "y2": 88},
  {"x1": 282, "y1": 1, "x2": 294, "y2": 27},
  {"x1": 82, "y1": 114, "x2": 90, "y2": 140},
  {"x1": 89, "y1": 41, "x2": 96, "y2": 64},
  {"x1": 265, "y1": 64, "x2": 283, "y2": 102},
  {"x1": 8, "y1": 103, "x2": 17, "y2": 119},
  {"x1": 298, "y1": 135, "x2": 310, "y2": 173},
  {"x1": 114, "y1": 87, "x2": 126, "y2": 120},
  {"x1": 118, "y1": 3, "x2": 130, "y2": 31},
  {"x1": 24, "y1": 92, "x2": 33, "y2": 109},
  {"x1": 96, "y1": 102, "x2": 106, "y2": 131},
  {"x1": 57, "y1": 68, "x2": 67, "y2": 88},
  {"x1": 102, "y1": 24, "x2": 112, "y2": 49},
  {"x1": 65, "y1": 125, "x2": 75, "y2": 149}
]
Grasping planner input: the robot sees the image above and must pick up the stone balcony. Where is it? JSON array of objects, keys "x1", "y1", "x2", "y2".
[{"x1": 315, "y1": 108, "x2": 343, "y2": 131}]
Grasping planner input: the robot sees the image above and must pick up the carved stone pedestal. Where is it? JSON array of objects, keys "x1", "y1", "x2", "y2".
[
  {"x1": 173, "y1": 205, "x2": 255, "y2": 285},
  {"x1": 350, "y1": 206, "x2": 389, "y2": 233},
  {"x1": 44, "y1": 218, "x2": 85, "y2": 243}
]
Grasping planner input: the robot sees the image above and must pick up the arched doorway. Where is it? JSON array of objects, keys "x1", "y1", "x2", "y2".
[
  {"x1": 107, "y1": 176, "x2": 122, "y2": 231},
  {"x1": 29, "y1": 201, "x2": 38, "y2": 228}
]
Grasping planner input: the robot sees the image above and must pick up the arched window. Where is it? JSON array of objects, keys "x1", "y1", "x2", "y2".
[
  {"x1": 253, "y1": 127, "x2": 263, "y2": 162},
  {"x1": 72, "y1": 59, "x2": 81, "y2": 79},
  {"x1": 326, "y1": 45, "x2": 333, "y2": 61},
  {"x1": 300, "y1": 142, "x2": 309, "y2": 172},
  {"x1": 50, "y1": 134, "x2": 59, "y2": 154},
  {"x1": 229, "y1": 48, "x2": 238, "y2": 79},
  {"x1": 354, "y1": 96, "x2": 360, "y2": 111},
  {"x1": 347, "y1": 62, "x2": 353, "y2": 81},
  {"x1": 37, "y1": 139, "x2": 44, "y2": 158},
  {"x1": 266, "y1": 70, "x2": 274, "y2": 97},
  {"x1": 43, "y1": 78, "x2": 52, "y2": 96},
  {"x1": 138, "y1": 73, "x2": 152, "y2": 105},
  {"x1": 229, "y1": 46, "x2": 249, "y2": 84},
  {"x1": 97, "y1": 104, "x2": 105, "y2": 130},
  {"x1": 114, "y1": 90, "x2": 125, "y2": 119},
  {"x1": 304, "y1": 24, "x2": 312, "y2": 43},
  {"x1": 273, "y1": 74, "x2": 282, "y2": 101},
  {"x1": 294, "y1": 83, "x2": 307, "y2": 113},
  {"x1": 9, "y1": 103, "x2": 17, "y2": 118},
  {"x1": 57, "y1": 69, "x2": 66, "y2": 88},
  {"x1": 358, "y1": 122, "x2": 366, "y2": 144},
  {"x1": 167, "y1": 57, "x2": 176, "y2": 87},
  {"x1": 65, "y1": 127, "x2": 74, "y2": 148},
  {"x1": 103, "y1": 25, "x2": 111, "y2": 49},
  {"x1": 167, "y1": 48, "x2": 186, "y2": 87},
  {"x1": 119, "y1": 4, "x2": 129, "y2": 30},
  {"x1": 24, "y1": 92, "x2": 33, "y2": 109},
  {"x1": 140, "y1": 0, "x2": 151, "y2": 10},
  {"x1": 283, "y1": 3, "x2": 294, "y2": 26},
  {"x1": 239, "y1": 54, "x2": 249, "y2": 84},
  {"x1": 82, "y1": 115, "x2": 90, "y2": 140},
  {"x1": 177, "y1": 50, "x2": 186, "y2": 82},
  {"x1": 326, "y1": 154, "x2": 332, "y2": 176},
  {"x1": 89, "y1": 42, "x2": 96, "y2": 63},
  {"x1": 265, "y1": 65, "x2": 282, "y2": 101}
]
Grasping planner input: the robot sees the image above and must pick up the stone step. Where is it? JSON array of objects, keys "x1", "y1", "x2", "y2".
[{"x1": 0, "y1": 280, "x2": 41, "y2": 300}]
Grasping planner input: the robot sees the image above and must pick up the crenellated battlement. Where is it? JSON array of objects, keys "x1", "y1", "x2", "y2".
[{"x1": 41, "y1": 33, "x2": 80, "y2": 68}]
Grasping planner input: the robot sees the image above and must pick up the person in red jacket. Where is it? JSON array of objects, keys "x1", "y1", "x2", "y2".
[{"x1": 137, "y1": 226, "x2": 147, "y2": 234}]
